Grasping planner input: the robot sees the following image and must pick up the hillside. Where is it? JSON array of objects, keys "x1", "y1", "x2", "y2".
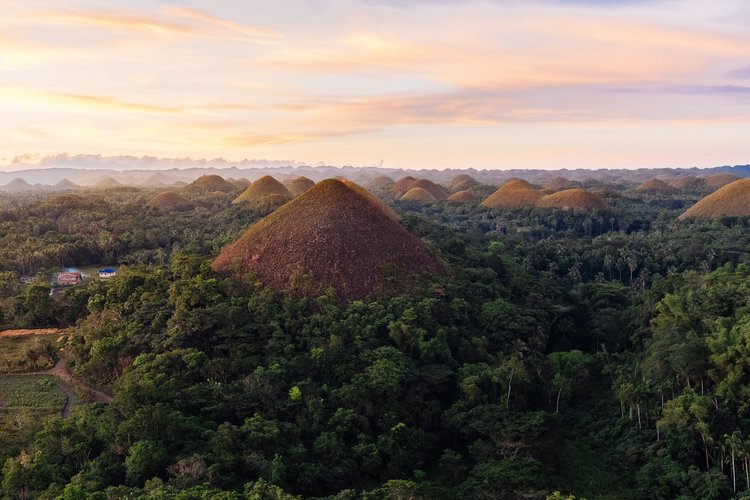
[
  {"x1": 537, "y1": 189, "x2": 607, "y2": 210},
  {"x1": 146, "y1": 191, "x2": 192, "y2": 210},
  {"x1": 401, "y1": 187, "x2": 437, "y2": 203},
  {"x1": 678, "y1": 179, "x2": 750, "y2": 220},
  {"x1": 213, "y1": 179, "x2": 444, "y2": 301},
  {"x1": 482, "y1": 179, "x2": 543, "y2": 208},
  {"x1": 232, "y1": 176, "x2": 292, "y2": 205},
  {"x1": 183, "y1": 175, "x2": 236, "y2": 194}
]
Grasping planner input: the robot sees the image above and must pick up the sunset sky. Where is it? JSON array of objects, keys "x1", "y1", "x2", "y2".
[{"x1": 2, "y1": 0, "x2": 750, "y2": 169}]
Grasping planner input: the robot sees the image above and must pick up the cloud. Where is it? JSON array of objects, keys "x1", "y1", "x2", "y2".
[
  {"x1": 607, "y1": 84, "x2": 750, "y2": 95},
  {"x1": 4, "y1": 88, "x2": 183, "y2": 114},
  {"x1": 164, "y1": 6, "x2": 279, "y2": 43},
  {"x1": 40, "y1": 9, "x2": 192, "y2": 37}
]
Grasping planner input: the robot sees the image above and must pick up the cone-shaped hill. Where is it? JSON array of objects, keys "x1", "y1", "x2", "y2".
[
  {"x1": 537, "y1": 189, "x2": 607, "y2": 210},
  {"x1": 367, "y1": 175, "x2": 396, "y2": 192},
  {"x1": 184, "y1": 175, "x2": 236, "y2": 194},
  {"x1": 233, "y1": 176, "x2": 292, "y2": 206},
  {"x1": 704, "y1": 174, "x2": 740, "y2": 189},
  {"x1": 401, "y1": 187, "x2": 437, "y2": 204},
  {"x1": 284, "y1": 176, "x2": 315, "y2": 196},
  {"x1": 450, "y1": 174, "x2": 478, "y2": 189},
  {"x1": 411, "y1": 179, "x2": 447, "y2": 200},
  {"x1": 95, "y1": 176, "x2": 123, "y2": 189},
  {"x1": 392, "y1": 176, "x2": 417, "y2": 195},
  {"x1": 637, "y1": 178, "x2": 678, "y2": 193},
  {"x1": 212, "y1": 179, "x2": 444, "y2": 301},
  {"x1": 670, "y1": 176, "x2": 705, "y2": 190},
  {"x1": 544, "y1": 176, "x2": 577, "y2": 190},
  {"x1": 146, "y1": 191, "x2": 192, "y2": 210},
  {"x1": 678, "y1": 179, "x2": 750, "y2": 220},
  {"x1": 229, "y1": 178, "x2": 252, "y2": 190},
  {"x1": 481, "y1": 179, "x2": 543, "y2": 208},
  {"x1": 447, "y1": 191, "x2": 476, "y2": 203},
  {"x1": 54, "y1": 179, "x2": 80, "y2": 190},
  {"x1": 1, "y1": 178, "x2": 34, "y2": 192}
]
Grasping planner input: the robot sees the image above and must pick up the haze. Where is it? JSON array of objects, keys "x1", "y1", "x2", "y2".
[{"x1": 2, "y1": 0, "x2": 750, "y2": 169}]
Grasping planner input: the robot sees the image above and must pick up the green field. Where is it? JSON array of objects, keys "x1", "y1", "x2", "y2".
[
  {"x1": 0, "y1": 334, "x2": 61, "y2": 374},
  {"x1": 0, "y1": 375, "x2": 66, "y2": 413}
]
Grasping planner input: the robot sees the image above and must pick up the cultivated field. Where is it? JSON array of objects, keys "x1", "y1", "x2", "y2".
[{"x1": 0, "y1": 375, "x2": 66, "y2": 414}]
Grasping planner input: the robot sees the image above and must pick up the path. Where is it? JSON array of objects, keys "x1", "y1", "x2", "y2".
[{"x1": 0, "y1": 328, "x2": 63, "y2": 338}]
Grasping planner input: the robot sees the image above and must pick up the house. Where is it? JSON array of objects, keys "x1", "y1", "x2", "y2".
[
  {"x1": 57, "y1": 272, "x2": 82, "y2": 285},
  {"x1": 98, "y1": 268, "x2": 117, "y2": 279}
]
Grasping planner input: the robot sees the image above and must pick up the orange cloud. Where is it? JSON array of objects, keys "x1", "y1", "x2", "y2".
[
  {"x1": 4, "y1": 88, "x2": 183, "y2": 114},
  {"x1": 40, "y1": 9, "x2": 192, "y2": 37},
  {"x1": 164, "y1": 6, "x2": 279, "y2": 43}
]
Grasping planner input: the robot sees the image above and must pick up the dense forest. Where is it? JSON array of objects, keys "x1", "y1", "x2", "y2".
[{"x1": 2, "y1": 180, "x2": 750, "y2": 499}]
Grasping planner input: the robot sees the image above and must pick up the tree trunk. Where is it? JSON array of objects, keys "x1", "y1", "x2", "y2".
[
  {"x1": 556, "y1": 384, "x2": 563, "y2": 413},
  {"x1": 744, "y1": 455, "x2": 749, "y2": 491},
  {"x1": 636, "y1": 402, "x2": 642, "y2": 430},
  {"x1": 506, "y1": 366, "x2": 514, "y2": 409},
  {"x1": 732, "y1": 446, "x2": 736, "y2": 493}
]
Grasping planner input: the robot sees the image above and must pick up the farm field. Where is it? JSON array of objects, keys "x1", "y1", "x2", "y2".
[
  {"x1": 0, "y1": 333, "x2": 61, "y2": 374},
  {"x1": 0, "y1": 375, "x2": 66, "y2": 414}
]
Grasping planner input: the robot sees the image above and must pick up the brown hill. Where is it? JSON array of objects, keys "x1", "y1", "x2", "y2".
[
  {"x1": 284, "y1": 176, "x2": 315, "y2": 196},
  {"x1": 41, "y1": 194, "x2": 92, "y2": 210},
  {"x1": 400, "y1": 187, "x2": 437, "y2": 203},
  {"x1": 637, "y1": 178, "x2": 678, "y2": 193},
  {"x1": 447, "y1": 191, "x2": 476, "y2": 203},
  {"x1": 341, "y1": 180, "x2": 400, "y2": 221},
  {"x1": 53, "y1": 179, "x2": 80, "y2": 190},
  {"x1": 367, "y1": 175, "x2": 395, "y2": 192},
  {"x1": 670, "y1": 176, "x2": 705, "y2": 190},
  {"x1": 94, "y1": 176, "x2": 123, "y2": 189},
  {"x1": 393, "y1": 176, "x2": 417, "y2": 195},
  {"x1": 411, "y1": 179, "x2": 447, "y2": 200},
  {"x1": 678, "y1": 179, "x2": 750, "y2": 220},
  {"x1": 212, "y1": 179, "x2": 444, "y2": 301},
  {"x1": 229, "y1": 178, "x2": 252, "y2": 190},
  {"x1": 544, "y1": 176, "x2": 575, "y2": 190},
  {"x1": 537, "y1": 189, "x2": 607, "y2": 210},
  {"x1": 539, "y1": 188, "x2": 557, "y2": 195},
  {"x1": 481, "y1": 179, "x2": 543, "y2": 208},
  {"x1": 233, "y1": 176, "x2": 292, "y2": 205},
  {"x1": 184, "y1": 175, "x2": 235, "y2": 194},
  {"x1": 1, "y1": 178, "x2": 34, "y2": 192},
  {"x1": 146, "y1": 191, "x2": 192, "y2": 210},
  {"x1": 704, "y1": 174, "x2": 740, "y2": 189},
  {"x1": 450, "y1": 174, "x2": 479, "y2": 189}
]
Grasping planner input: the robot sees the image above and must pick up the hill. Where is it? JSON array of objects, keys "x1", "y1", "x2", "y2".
[
  {"x1": 401, "y1": 187, "x2": 437, "y2": 203},
  {"x1": 233, "y1": 176, "x2": 292, "y2": 205},
  {"x1": 284, "y1": 176, "x2": 315, "y2": 196},
  {"x1": 636, "y1": 178, "x2": 678, "y2": 193},
  {"x1": 411, "y1": 179, "x2": 447, "y2": 200},
  {"x1": 544, "y1": 176, "x2": 577, "y2": 190},
  {"x1": 94, "y1": 176, "x2": 123, "y2": 189},
  {"x1": 449, "y1": 174, "x2": 479, "y2": 191},
  {"x1": 367, "y1": 175, "x2": 395, "y2": 192},
  {"x1": 481, "y1": 179, "x2": 543, "y2": 208},
  {"x1": 212, "y1": 179, "x2": 444, "y2": 301},
  {"x1": 704, "y1": 174, "x2": 740, "y2": 189},
  {"x1": 1, "y1": 178, "x2": 34, "y2": 192},
  {"x1": 447, "y1": 191, "x2": 476, "y2": 203},
  {"x1": 184, "y1": 175, "x2": 236, "y2": 194},
  {"x1": 53, "y1": 179, "x2": 80, "y2": 190},
  {"x1": 670, "y1": 176, "x2": 705, "y2": 190},
  {"x1": 146, "y1": 191, "x2": 192, "y2": 210},
  {"x1": 392, "y1": 176, "x2": 417, "y2": 195},
  {"x1": 537, "y1": 189, "x2": 607, "y2": 210},
  {"x1": 678, "y1": 179, "x2": 750, "y2": 220}
]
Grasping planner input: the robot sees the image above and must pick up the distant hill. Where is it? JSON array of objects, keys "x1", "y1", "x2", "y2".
[
  {"x1": 537, "y1": 189, "x2": 607, "y2": 210},
  {"x1": 233, "y1": 176, "x2": 291, "y2": 206},
  {"x1": 401, "y1": 187, "x2": 437, "y2": 204},
  {"x1": 1, "y1": 178, "x2": 34, "y2": 192}
]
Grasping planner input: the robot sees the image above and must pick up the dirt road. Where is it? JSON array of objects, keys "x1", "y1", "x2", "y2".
[{"x1": 0, "y1": 328, "x2": 63, "y2": 338}]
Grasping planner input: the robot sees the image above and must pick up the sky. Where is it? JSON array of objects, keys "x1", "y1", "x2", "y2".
[{"x1": 1, "y1": 0, "x2": 750, "y2": 170}]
